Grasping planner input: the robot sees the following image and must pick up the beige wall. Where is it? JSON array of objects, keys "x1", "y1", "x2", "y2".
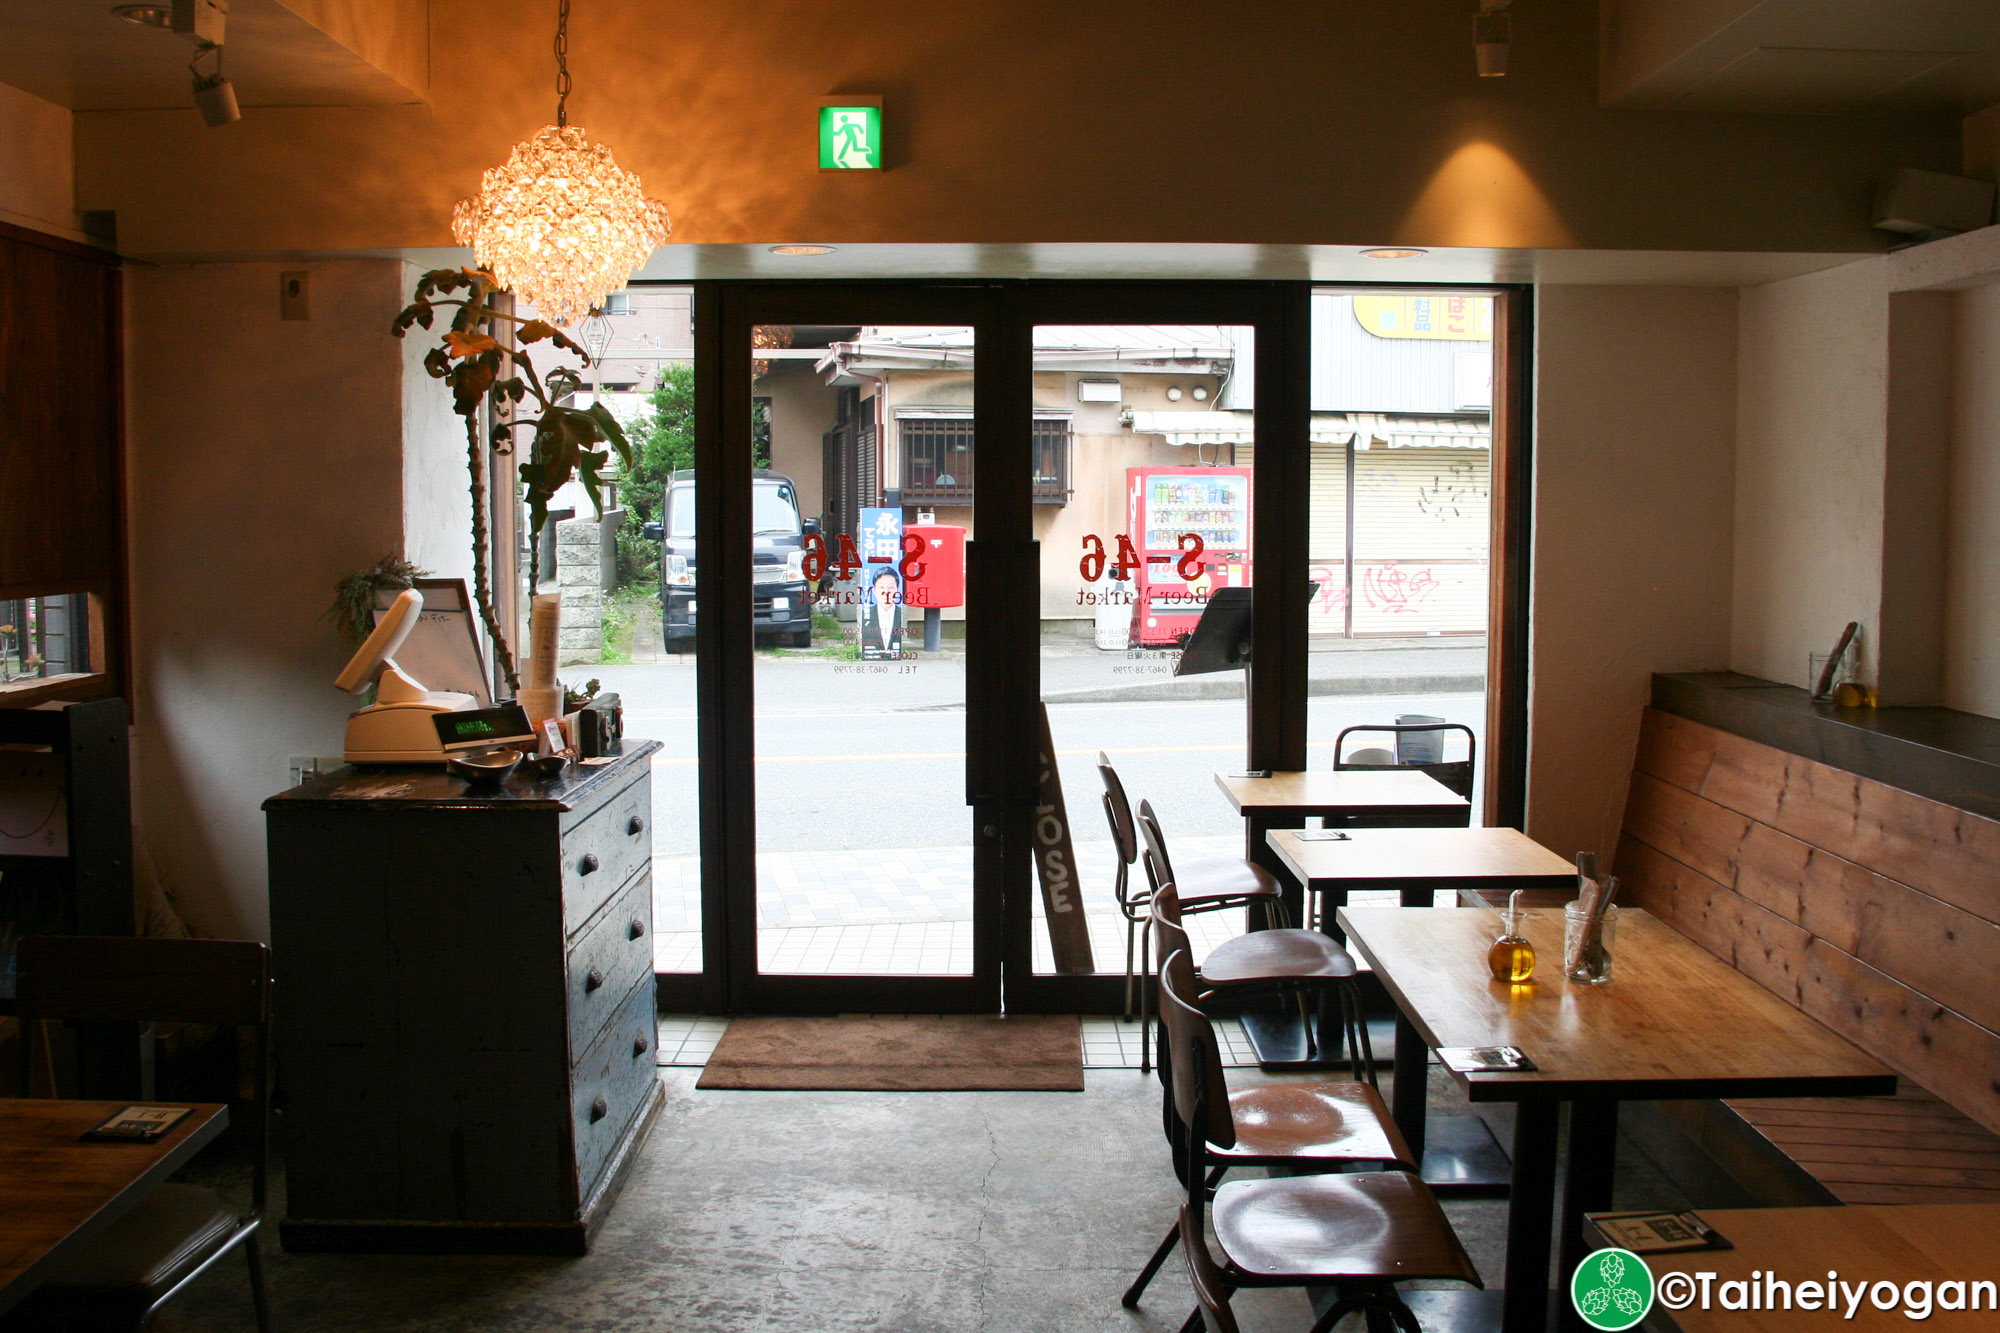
[
  {"x1": 0, "y1": 82, "x2": 80, "y2": 241},
  {"x1": 1527, "y1": 285, "x2": 1738, "y2": 863},
  {"x1": 1730, "y1": 259, "x2": 1890, "y2": 691},
  {"x1": 1947, "y1": 284, "x2": 2000, "y2": 717},
  {"x1": 71, "y1": 0, "x2": 1955, "y2": 259},
  {"x1": 125, "y1": 259, "x2": 478, "y2": 938},
  {"x1": 761, "y1": 367, "x2": 838, "y2": 520}
]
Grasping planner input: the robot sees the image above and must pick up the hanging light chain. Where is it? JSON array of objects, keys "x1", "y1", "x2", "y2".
[{"x1": 553, "y1": 0, "x2": 572, "y2": 127}]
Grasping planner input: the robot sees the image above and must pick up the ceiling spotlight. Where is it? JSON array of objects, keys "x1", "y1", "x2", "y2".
[
  {"x1": 1361, "y1": 248, "x2": 1429, "y2": 260},
  {"x1": 112, "y1": 5, "x2": 171, "y2": 27},
  {"x1": 1475, "y1": 0, "x2": 1511, "y2": 77},
  {"x1": 769, "y1": 244, "x2": 836, "y2": 256}
]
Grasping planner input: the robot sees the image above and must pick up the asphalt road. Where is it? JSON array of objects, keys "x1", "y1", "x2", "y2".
[{"x1": 592, "y1": 661, "x2": 1481, "y2": 854}]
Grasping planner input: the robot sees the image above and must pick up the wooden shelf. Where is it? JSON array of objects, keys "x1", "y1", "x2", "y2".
[{"x1": 1653, "y1": 671, "x2": 2000, "y2": 821}]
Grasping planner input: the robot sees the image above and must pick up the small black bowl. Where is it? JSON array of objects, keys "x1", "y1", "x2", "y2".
[
  {"x1": 446, "y1": 748, "x2": 523, "y2": 788},
  {"x1": 522, "y1": 754, "x2": 569, "y2": 783}
]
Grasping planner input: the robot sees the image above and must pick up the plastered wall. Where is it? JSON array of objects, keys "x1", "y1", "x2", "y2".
[
  {"x1": 1527, "y1": 285, "x2": 1739, "y2": 863},
  {"x1": 1731, "y1": 260, "x2": 1890, "y2": 692},
  {"x1": 124, "y1": 259, "x2": 470, "y2": 938},
  {"x1": 70, "y1": 0, "x2": 1956, "y2": 259},
  {"x1": 1946, "y1": 284, "x2": 2000, "y2": 718},
  {"x1": 0, "y1": 82, "x2": 78, "y2": 241}
]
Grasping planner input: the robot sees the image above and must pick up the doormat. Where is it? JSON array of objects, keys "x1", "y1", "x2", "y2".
[{"x1": 695, "y1": 1015, "x2": 1084, "y2": 1091}]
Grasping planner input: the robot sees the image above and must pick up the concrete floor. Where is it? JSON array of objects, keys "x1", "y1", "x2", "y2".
[{"x1": 142, "y1": 1049, "x2": 1696, "y2": 1333}]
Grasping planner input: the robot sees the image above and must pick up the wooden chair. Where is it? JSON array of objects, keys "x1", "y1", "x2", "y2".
[
  {"x1": 1121, "y1": 927, "x2": 1412, "y2": 1309},
  {"x1": 14, "y1": 936, "x2": 275, "y2": 1333},
  {"x1": 1098, "y1": 754, "x2": 1286, "y2": 1044},
  {"x1": 1157, "y1": 955, "x2": 1481, "y2": 1333},
  {"x1": 1136, "y1": 802, "x2": 1363, "y2": 1075}
]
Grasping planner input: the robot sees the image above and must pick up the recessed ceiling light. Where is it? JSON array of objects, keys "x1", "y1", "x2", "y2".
[
  {"x1": 1361, "y1": 248, "x2": 1429, "y2": 260},
  {"x1": 769, "y1": 244, "x2": 836, "y2": 256},
  {"x1": 111, "y1": 4, "x2": 171, "y2": 27}
]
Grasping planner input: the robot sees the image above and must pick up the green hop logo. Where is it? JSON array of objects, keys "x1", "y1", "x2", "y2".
[{"x1": 1571, "y1": 1247, "x2": 1653, "y2": 1330}]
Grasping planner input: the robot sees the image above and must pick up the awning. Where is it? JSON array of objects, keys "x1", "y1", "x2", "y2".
[{"x1": 1122, "y1": 410, "x2": 1488, "y2": 449}]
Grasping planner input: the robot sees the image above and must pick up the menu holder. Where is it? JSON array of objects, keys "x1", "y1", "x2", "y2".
[
  {"x1": 1591, "y1": 1210, "x2": 1733, "y2": 1254},
  {"x1": 81, "y1": 1105, "x2": 192, "y2": 1143}
]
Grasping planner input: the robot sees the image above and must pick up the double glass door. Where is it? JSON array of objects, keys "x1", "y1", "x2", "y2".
[{"x1": 682, "y1": 281, "x2": 1507, "y2": 1014}]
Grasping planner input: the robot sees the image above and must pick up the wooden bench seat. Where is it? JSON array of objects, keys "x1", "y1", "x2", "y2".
[
  {"x1": 1615, "y1": 706, "x2": 2000, "y2": 1209},
  {"x1": 1728, "y1": 1081, "x2": 2000, "y2": 1205}
]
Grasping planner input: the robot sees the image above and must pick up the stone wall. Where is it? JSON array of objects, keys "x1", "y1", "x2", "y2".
[{"x1": 556, "y1": 515, "x2": 605, "y2": 665}]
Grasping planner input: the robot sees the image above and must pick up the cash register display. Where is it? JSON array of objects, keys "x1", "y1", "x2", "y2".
[{"x1": 431, "y1": 704, "x2": 537, "y2": 753}]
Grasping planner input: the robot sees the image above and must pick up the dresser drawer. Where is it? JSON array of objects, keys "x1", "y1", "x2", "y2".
[
  {"x1": 571, "y1": 972, "x2": 659, "y2": 1198},
  {"x1": 566, "y1": 871, "x2": 653, "y2": 1057},
  {"x1": 560, "y1": 770, "x2": 652, "y2": 938}
]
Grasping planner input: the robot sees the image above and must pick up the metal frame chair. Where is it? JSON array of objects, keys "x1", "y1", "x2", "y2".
[
  {"x1": 1157, "y1": 955, "x2": 1481, "y2": 1333},
  {"x1": 1332, "y1": 721, "x2": 1477, "y2": 801},
  {"x1": 1098, "y1": 753, "x2": 1285, "y2": 1054},
  {"x1": 15, "y1": 935, "x2": 275, "y2": 1332},
  {"x1": 1121, "y1": 895, "x2": 1404, "y2": 1309}
]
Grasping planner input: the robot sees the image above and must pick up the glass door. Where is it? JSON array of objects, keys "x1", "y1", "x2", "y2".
[{"x1": 709, "y1": 286, "x2": 1025, "y2": 1013}]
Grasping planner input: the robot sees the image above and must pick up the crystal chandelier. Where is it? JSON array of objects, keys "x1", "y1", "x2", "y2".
[{"x1": 451, "y1": 0, "x2": 669, "y2": 327}]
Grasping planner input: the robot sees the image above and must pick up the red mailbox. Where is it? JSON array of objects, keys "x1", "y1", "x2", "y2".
[{"x1": 902, "y1": 524, "x2": 967, "y2": 609}]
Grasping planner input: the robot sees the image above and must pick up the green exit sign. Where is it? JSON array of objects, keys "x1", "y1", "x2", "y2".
[{"x1": 819, "y1": 98, "x2": 883, "y2": 171}]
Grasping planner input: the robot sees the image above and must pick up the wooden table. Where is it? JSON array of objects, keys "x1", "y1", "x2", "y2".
[
  {"x1": 1213, "y1": 770, "x2": 1470, "y2": 1072},
  {"x1": 1270, "y1": 827, "x2": 1575, "y2": 1191},
  {"x1": 1336, "y1": 905, "x2": 1895, "y2": 1333},
  {"x1": 0, "y1": 1100, "x2": 226, "y2": 1316},
  {"x1": 1267, "y1": 825, "x2": 1575, "y2": 919},
  {"x1": 1213, "y1": 769, "x2": 1470, "y2": 933},
  {"x1": 1587, "y1": 1204, "x2": 2000, "y2": 1330}
]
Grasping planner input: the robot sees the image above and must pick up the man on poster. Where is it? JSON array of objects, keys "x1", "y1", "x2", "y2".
[{"x1": 860, "y1": 565, "x2": 903, "y2": 661}]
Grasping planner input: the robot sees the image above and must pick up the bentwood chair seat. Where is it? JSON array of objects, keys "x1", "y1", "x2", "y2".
[
  {"x1": 1196, "y1": 927, "x2": 1356, "y2": 988},
  {"x1": 1210, "y1": 1170, "x2": 1479, "y2": 1287},
  {"x1": 1215, "y1": 1080, "x2": 1411, "y2": 1167}
]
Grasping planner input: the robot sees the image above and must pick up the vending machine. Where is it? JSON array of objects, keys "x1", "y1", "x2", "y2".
[{"x1": 1126, "y1": 465, "x2": 1253, "y2": 647}]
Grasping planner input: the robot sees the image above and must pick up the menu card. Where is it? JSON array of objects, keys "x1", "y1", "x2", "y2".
[{"x1": 81, "y1": 1105, "x2": 192, "y2": 1143}]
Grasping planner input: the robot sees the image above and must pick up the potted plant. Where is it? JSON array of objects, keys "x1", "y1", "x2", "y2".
[{"x1": 391, "y1": 267, "x2": 633, "y2": 694}]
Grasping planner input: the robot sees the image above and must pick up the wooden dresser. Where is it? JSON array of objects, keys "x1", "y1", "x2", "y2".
[{"x1": 263, "y1": 741, "x2": 662, "y2": 1254}]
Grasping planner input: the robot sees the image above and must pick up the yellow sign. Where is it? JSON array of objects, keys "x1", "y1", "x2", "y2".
[{"x1": 1354, "y1": 294, "x2": 1492, "y2": 341}]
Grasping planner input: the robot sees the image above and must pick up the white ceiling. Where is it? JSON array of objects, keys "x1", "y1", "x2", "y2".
[
  {"x1": 1602, "y1": 0, "x2": 2000, "y2": 114},
  {"x1": 0, "y1": 0, "x2": 421, "y2": 110}
]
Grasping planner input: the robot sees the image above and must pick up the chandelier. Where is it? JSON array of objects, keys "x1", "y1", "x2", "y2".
[{"x1": 451, "y1": 0, "x2": 669, "y2": 327}]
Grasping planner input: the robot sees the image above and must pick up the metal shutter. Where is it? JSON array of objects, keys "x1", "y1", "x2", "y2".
[{"x1": 1350, "y1": 447, "x2": 1490, "y2": 636}]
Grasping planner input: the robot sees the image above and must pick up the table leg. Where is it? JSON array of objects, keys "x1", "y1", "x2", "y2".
[
  {"x1": 1504, "y1": 1099, "x2": 1560, "y2": 1333},
  {"x1": 1557, "y1": 1097, "x2": 1620, "y2": 1333},
  {"x1": 1391, "y1": 1010, "x2": 1428, "y2": 1165}
]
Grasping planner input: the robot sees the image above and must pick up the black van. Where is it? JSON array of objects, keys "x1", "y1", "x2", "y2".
[{"x1": 643, "y1": 470, "x2": 816, "y2": 648}]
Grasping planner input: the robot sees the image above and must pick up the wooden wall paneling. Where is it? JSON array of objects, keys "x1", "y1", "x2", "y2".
[
  {"x1": 1643, "y1": 709, "x2": 2000, "y2": 916},
  {"x1": 1619, "y1": 707, "x2": 2000, "y2": 1138}
]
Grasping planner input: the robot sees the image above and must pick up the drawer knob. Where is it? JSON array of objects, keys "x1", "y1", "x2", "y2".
[
  {"x1": 585, "y1": 968, "x2": 605, "y2": 992},
  {"x1": 627, "y1": 815, "x2": 646, "y2": 836},
  {"x1": 633, "y1": 1034, "x2": 651, "y2": 1057},
  {"x1": 590, "y1": 1096, "x2": 608, "y2": 1123},
  {"x1": 579, "y1": 853, "x2": 600, "y2": 875},
  {"x1": 628, "y1": 918, "x2": 645, "y2": 941}
]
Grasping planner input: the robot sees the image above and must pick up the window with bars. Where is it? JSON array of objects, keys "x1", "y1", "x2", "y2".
[{"x1": 898, "y1": 418, "x2": 1070, "y2": 505}]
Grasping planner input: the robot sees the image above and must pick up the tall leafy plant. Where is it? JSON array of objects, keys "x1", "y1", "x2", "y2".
[{"x1": 391, "y1": 267, "x2": 634, "y2": 694}]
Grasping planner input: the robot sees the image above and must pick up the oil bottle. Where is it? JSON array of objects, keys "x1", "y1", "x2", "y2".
[{"x1": 1487, "y1": 888, "x2": 1536, "y2": 984}]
